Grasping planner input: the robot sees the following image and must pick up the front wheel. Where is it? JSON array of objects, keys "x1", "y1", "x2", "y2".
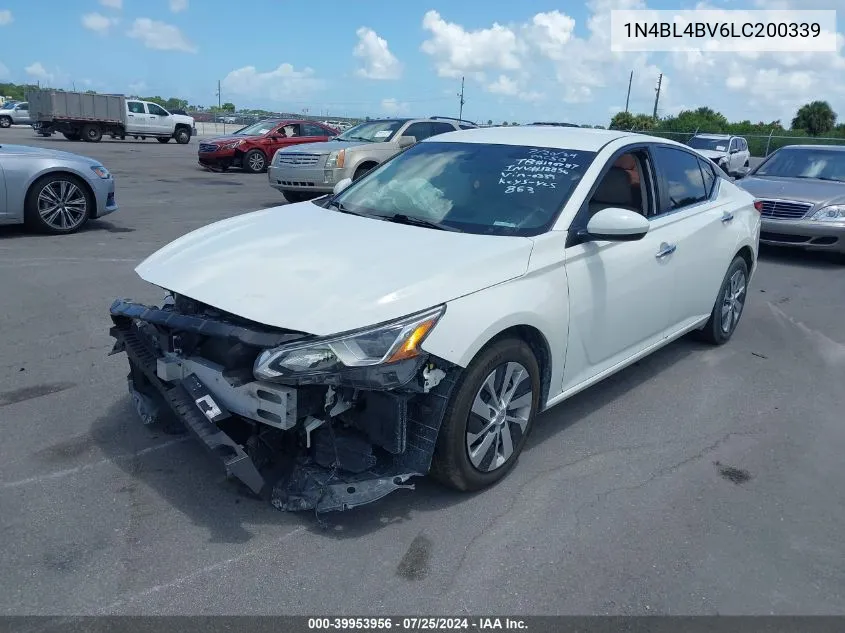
[
  {"x1": 430, "y1": 338, "x2": 541, "y2": 491},
  {"x1": 695, "y1": 256, "x2": 749, "y2": 345},
  {"x1": 242, "y1": 149, "x2": 267, "y2": 173},
  {"x1": 0, "y1": 116, "x2": 12, "y2": 128},
  {"x1": 24, "y1": 174, "x2": 92, "y2": 234},
  {"x1": 174, "y1": 128, "x2": 191, "y2": 144}
]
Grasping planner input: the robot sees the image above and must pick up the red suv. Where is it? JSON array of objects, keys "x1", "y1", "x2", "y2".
[{"x1": 198, "y1": 119, "x2": 337, "y2": 173}]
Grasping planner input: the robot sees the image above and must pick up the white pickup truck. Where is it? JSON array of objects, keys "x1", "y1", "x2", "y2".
[{"x1": 28, "y1": 90, "x2": 196, "y2": 144}]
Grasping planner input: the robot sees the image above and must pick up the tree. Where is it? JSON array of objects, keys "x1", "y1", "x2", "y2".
[
  {"x1": 792, "y1": 101, "x2": 837, "y2": 136},
  {"x1": 631, "y1": 114, "x2": 657, "y2": 130},
  {"x1": 165, "y1": 97, "x2": 189, "y2": 111},
  {"x1": 660, "y1": 106, "x2": 729, "y2": 133},
  {"x1": 609, "y1": 111, "x2": 635, "y2": 129},
  {"x1": 487, "y1": 119, "x2": 492, "y2": 125},
  {"x1": 502, "y1": 121, "x2": 509, "y2": 126},
  {"x1": 221, "y1": 102, "x2": 235, "y2": 112}
]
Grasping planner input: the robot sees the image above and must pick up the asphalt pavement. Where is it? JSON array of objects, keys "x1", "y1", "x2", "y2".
[{"x1": 1, "y1": 127, "x2": 844, "y2": 616}]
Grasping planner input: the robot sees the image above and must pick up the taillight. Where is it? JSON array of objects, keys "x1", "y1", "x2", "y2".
[{"x1": 753, "y1": 200, "x2": 763, "y2": 213}]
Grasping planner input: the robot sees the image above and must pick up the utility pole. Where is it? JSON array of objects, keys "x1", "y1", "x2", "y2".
[
  {"x1": 652, "y1": 73, "x2": 662, "y2": 120},
  {"x1": 624, "y1": 70, "x2": 633, "y2": 113},
  {"x1": 457, "y1": 76, "x2": 466, "y2": 120},
  {"x1": 216, "y1": 80, "x2": 221, "y2": 110}
]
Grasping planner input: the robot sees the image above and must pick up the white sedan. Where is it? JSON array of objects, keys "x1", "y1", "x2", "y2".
[{"x1": 109, "y1": 126, "x2": 761, "y2": 512}]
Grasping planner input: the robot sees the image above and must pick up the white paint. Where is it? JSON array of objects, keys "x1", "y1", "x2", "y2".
[
  {"x1": 98, "y1": 526, "x2": 307, "y2": 613},
  {"x1": 0, "y1": 438, "x2": 188, "y2": 490}
]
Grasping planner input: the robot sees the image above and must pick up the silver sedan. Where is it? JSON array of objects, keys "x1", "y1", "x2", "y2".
[
  {"x1": 736, "y1": 144, "x2": 845, "y2": 259},
  {"x1": 0, "y1": 144, "x2": 118, "y2": 234}
]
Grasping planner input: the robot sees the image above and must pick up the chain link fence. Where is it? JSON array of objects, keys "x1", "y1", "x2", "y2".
[{"x1": 626, "y1": 129, "x2": 845, "y2": 157}]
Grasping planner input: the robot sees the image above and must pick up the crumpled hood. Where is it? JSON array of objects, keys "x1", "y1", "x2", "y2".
[
  {"x1": 0, "y1": 144, "x2": 100, "y2": 165},
  {"x1": 206, "y1": 135, "x2": 259, "y2": 144},
  {"x1": 697, "y1": 149, "x2": 728, "y2": 160},
  {"x1": 135, "y1": 203, "x2": 535, "y2": 336}
]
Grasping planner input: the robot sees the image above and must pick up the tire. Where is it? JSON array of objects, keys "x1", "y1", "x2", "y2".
[
  {"x1": 62, "y1": 132, "x2": 81, "y2": 141},
  {"x1": 174, "y1": 128, "x2": 190, "y2": 144},
  {"x1": 157, "y1": 137, "x2": 170, "y2": 144},
  {"x1": 430, "y1": 337, "x2": 541, "y2": 491},
  {"x1": 694, "y1": 256, "x2": 749, "y2": 345},
  {"x1": 0, "y1": 116, "x2": 12, "y2": 128},
  {"x1": 24, "y1": 173, "x2": 92, "y2": 235},
  {"x1": 353, "y1": 163, "x2": 376, "y2": 181},
  {"x1": 243, "y1": 149, "x2": 267, "y2": 173},
  {"x1": 81, "y1": 124, "x2": 102, "y2": 143}
]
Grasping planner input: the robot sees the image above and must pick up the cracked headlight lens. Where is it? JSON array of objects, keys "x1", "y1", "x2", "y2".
[
  {"x1": 254, "y1": 305, "x2": 445, "y2": 380},
  {"x1": 810, "y1": 205, "x2": 845, "y2": 222}
]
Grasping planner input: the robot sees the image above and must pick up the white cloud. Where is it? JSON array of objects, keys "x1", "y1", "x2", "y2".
[
  {"x1": 99, "y1": 0, "x2": 122, "y2": 9},
  {"x1": 420, "y1": 10, "x2": 523, "y2": 79},
  {"x1": 82, "y1": 12, "x2": 118, "y2": 35},
  {"x1": 25, "y1": 62, "x2": 54, "y2": 83},
  {"x1": 0, "y1": 61, "x2": 9, "y2": 79},
  {"x1": 0, "y1": 9, "x2": 12, "y2": 25},
  {"x1": 486, "y1": 75, "x2": 544, "y2": 102},
  {"x1": 127, "y1": 18, "x2": 197, "y2": 53},
  {"x1": 169, "y1": 0, "x2": 189, "y2": 13},
  {"x1": 222, "y1": 63, "x2": 324, "y2": 102},
  {"x1": 128, "y1": 81, "x2": 147, "y2": 94},
  {"x1": 353, "y1": 27, "x2": 402, "y2": 80},
  {"x1": 380, "y1": 98, "x2": 410, "y2": 115}
]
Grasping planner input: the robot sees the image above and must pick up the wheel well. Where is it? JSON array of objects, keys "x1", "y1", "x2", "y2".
[
  {"x1": 354, "y1": 161, "x2": 378, "y2": 176},
  {"x1": 174, "y1": 123, "x2": 191, "y2": 131},
  {"x1": 485, "y1": 325, "x2": 553, "y2": 411},
  {"x1": 28, "y1": 171, "x2": 95, "y2": 205},
  {"x1": 736, "y1": 245, "x2": 754, "y2": 275}
]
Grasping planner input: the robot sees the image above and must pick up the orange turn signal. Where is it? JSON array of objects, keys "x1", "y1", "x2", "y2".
[{"x1": 387, "y1": 318, "x2": 438, "y2": 362}]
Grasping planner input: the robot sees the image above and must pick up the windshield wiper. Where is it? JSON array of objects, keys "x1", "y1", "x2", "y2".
[
  {"x1": 377, "y1": 214, "x2": 460, "y2": 232},
  {"x1": 790, "y1": 175, "x2": 845, "y2": 182},
  {"x1": 344, "y1": 135, "x2": 373, "y2": 143},
  {"x1": 327, "y1": 199, "x2": 377, "y2": 218}
]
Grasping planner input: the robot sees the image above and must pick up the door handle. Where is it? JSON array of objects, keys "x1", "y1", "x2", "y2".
[
  {"x1": 721, "y1": 211, "x2": 735, "y2": 223},
  {"x1": 655, "y1": 242, "x2": 676, "y2": 258}
]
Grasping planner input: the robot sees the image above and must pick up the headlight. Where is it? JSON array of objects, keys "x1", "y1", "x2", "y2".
[
  {"x1": 810, "y1": 205, "x2": 845, "y2": 222},
  {"x1": 254, "y1": 305, "x2": 444, "y2": 380},
  {"x1": 325, "y1": 149, "x2": 345, "y2": 169},
  {"x1": 220, "y1": 139, "x2": 244, "y2": 150},
  {"x1": 90, "y1": 165, "x2": 111, "y2": 179}
]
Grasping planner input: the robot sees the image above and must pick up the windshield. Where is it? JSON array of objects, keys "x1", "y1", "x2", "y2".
[
  {"x1": 334, "y1": 141, "x2": 596, "y2": 236},
  {"x1": 687, "y1": 136, "x2": 730, "y2": 152},
  {"x1": 754, "y1": 147, "x2": 845, "y2": 181},
  {"x1": 233, "y1": 121, "x2": 278, "y2": 136},
  {"x1": 336, "y1": 120, "x2": 404, "y2": 143}
]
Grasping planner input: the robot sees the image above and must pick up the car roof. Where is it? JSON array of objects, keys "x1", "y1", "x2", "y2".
[
  {"x1": 422, "y1": 126, "x2": 681, "y2": 152},
  {"x1": 775, "y1": 144, "x2": 845, "y2": 151},
  {"x1": 694, "y1": 133, "x2": 733, "y2": 139}
]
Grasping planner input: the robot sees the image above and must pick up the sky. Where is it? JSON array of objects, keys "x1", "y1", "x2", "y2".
[{"x1": 0, "y1": 0, "x2": 843, "y2": 126}]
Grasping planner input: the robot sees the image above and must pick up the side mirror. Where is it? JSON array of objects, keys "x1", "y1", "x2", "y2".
[
  {"x1": 398, "y1": 135, "x2": 417, "y2": 148},
  {"x1": 583, "y1": 207, "x2": 649, "y2": 242},
  {"x1": 333, "y1": 178, "x2": 353, "y2": 195}
]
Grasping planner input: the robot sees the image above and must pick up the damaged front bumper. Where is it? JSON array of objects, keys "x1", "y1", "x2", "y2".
[{"x1": 108, "y1": 298, "x2": 457, "y2": 513}]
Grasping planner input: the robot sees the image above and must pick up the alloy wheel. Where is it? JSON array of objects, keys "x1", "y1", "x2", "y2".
[
  {"x1": 37, "y1": 180, "x2": 88, "y2": 231},
  {"x1": 466, "y1": 362, "x2": 533, "y2": 472},
  {"x1": 720, "y1": 269, "x2": 746, "y2": 334},
  {"x1": 248, "y1": 153, "x2": 265, "y2": 171}
]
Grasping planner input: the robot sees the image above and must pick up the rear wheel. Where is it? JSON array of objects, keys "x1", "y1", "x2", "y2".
[
  {"x1": 157, "y1": 137, "x2": 170, "y2": 144},
  {"x1": 695, "y1": 256, "x2": 749, "y2": 345},
  {"x1": 0, "y1": 116, "x2": 11, "y2": 128},
  {"x1": 24, "y1": 174, "x2": 92, "y2": 234},
  {"x1": 82, "y1": 124, "x2": 102, "y2": 143},
  {"x1": 243, "y1": 149, "x2": 267, "y2": 173},
  {"x1": 430, "y1": 338, "x2": 541, "y2": 491}
]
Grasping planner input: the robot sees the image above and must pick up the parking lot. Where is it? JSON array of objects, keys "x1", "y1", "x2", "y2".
[{"x1": 1, "y1": 125, "x2": 844, "y2": 616}]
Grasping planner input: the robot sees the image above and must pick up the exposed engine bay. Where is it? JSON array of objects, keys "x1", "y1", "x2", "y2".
[{"x1": 108, "y1": 293, "x2": 458, "y2": 513}]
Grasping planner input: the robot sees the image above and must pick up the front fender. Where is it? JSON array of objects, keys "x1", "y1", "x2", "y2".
[
  {"x1": 421, "y1": 235, "x2": 569, "y2": 408},
  {"x1": 6, "y1": 165, "x2": 97, "y2": 219}
]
